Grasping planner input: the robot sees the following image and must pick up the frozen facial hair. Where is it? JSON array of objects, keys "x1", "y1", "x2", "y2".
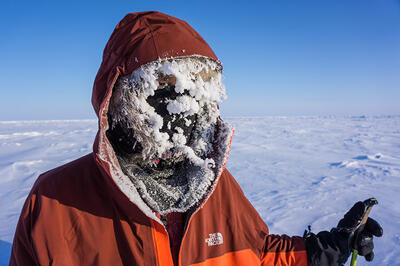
[{"x1": 106, "y1": 56, "x2": 228, "y2": 215}]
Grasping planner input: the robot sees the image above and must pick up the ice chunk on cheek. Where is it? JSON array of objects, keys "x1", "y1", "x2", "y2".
[
  {"x1": 175, "y1": 127, "x2": 184, "y2": 134},
  {"x1": 166, "y1": 95, "x2": 200, "y2": 116},
  {"x1": 184, "y1": 117, "x2": 192, "y2": 126},
  {"x1": 146, "y1": 113, "x2": 164, "y2": 130},
  {"x1": 172, "y1": 127, "x2": 187, "y2": 146}
]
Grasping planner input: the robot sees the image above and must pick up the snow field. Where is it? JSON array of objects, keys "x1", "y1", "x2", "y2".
[
  {"x1": 0, "y1": 116, "x2": 399, "y2": 265},
  {"x1": 227, "y1": 116, "x2": 400, "y2": 265}
]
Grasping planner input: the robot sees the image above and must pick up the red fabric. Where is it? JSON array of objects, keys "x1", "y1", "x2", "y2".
[
  {"x1": 91, "y1": 11, "x2": 220, "y2": 117},
  {"x1": 166, "y1": 212, "x2": 186, "y2": 266}
]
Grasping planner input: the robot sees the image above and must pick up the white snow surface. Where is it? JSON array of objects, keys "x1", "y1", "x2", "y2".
[{"x1": 1, "y1": 116, "x2": 399, "y2": 265}]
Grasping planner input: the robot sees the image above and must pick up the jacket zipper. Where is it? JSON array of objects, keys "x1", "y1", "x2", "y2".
[{"x1": 177, "y1": 128, "x2": 234, "y2": 266}]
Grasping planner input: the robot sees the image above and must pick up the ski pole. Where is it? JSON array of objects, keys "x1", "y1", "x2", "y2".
[{"x1": 350, "y1": 198, "x2": 378, "y2": 266}]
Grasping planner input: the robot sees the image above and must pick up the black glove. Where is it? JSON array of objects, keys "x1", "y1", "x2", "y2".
[{"x1": 304, "y1": 200, "x2": 383, "y2": 266}]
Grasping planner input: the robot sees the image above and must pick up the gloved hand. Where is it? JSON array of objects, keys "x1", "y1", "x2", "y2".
[{"x1": 304, "y1": 200, "x2": 383, "y2": 266}]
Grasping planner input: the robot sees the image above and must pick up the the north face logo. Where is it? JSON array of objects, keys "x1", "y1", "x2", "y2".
[{"x1": 205, "y1": 232, "x2": 223, "y2": 246}]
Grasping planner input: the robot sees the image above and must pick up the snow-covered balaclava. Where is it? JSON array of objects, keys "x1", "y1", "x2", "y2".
[{"x1": 106, "y1": 56, "x2": 226, "y2": 215}]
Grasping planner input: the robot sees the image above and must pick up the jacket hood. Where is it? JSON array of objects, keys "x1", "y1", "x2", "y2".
[
  {"x1": 91, "y1": 11, "x2": 233, "y2": 224},
  {"x1": 91, "y1": 11, "x2": 220, "y2": 117}
]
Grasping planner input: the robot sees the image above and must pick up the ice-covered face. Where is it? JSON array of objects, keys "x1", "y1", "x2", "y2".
[
  {"x1": 107, "y1": 57, "x2": 225, "y2": 168},
  {"x1": 146, "y1": 73, "x2": 197, "y2": 144}
]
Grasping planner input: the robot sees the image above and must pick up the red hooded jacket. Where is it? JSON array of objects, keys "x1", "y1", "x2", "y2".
[{"x1": 10, "y1": 11, "x2": 309, "y2": 266}]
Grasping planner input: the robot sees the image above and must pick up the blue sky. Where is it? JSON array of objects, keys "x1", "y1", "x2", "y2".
[{"x1": 0, "y1": 0, "x2": 399, "y2": 120}]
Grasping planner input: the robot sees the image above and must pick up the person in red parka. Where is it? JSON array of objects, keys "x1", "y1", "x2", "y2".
[{"x1": 10, "y1": 11, "x2": 382, "y2": 266}]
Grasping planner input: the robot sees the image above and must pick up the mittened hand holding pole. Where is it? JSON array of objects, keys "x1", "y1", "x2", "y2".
[
  {"x1": 350, "y1": 217, "x2": 382, "y2": 261},
  {"x1": 305, "y1": 199, "x2": 383, "y2": 266},
  {"x1": 335, "y1": 199, "x2": 383, "y2": 264}
]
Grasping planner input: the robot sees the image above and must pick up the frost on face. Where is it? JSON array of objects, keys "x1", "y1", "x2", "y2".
[
  {"x1": 106, "y1": 56, "x2": 230, "y2": 214},
  {"x1": 166, "y1": 95, "x2": 200, "y2": 116},
  {"x1": 108, "y1": 56, "x2": 225, "y2": 166}
]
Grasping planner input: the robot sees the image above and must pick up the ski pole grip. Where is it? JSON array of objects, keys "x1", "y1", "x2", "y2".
[
  {"x1": 352, "y1": 198, "x2": 378, "y2": 250},
  {"x1": 350, "y1": 198, "x2": 378, "y2": 266}
]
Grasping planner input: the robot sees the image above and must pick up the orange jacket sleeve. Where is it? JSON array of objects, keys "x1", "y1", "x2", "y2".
[
  {"x1": 9, "y1": 191, "x2": 39, "y2": 266},
  {"x1": 260, "y1": 234, "x2": 309, "y2": 266}
]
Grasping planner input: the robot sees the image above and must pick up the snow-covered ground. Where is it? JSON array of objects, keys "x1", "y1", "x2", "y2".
[{"x1": 0, "y1": 116, "x2": 399, "y2": 265}]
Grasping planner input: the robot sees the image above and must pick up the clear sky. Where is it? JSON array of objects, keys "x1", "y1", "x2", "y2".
[{"x1": 0, "y1": 0, "x2": 399, "y2": 120}]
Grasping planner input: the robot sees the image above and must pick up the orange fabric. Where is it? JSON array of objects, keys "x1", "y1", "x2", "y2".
[
  {"x1": 191, "y1": 249, "x2": 260, "y2": 266},
  {"x1": 261, "y1": 250, "x2": 309, "y2": 266},
  {"x1": 151, "y1": 219, "x2": 174, "y2": 266}
]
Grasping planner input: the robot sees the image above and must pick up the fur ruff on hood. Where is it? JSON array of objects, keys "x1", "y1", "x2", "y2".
[{"x1": 106, "y1": 57, "x2": 232, "y2": 215}]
